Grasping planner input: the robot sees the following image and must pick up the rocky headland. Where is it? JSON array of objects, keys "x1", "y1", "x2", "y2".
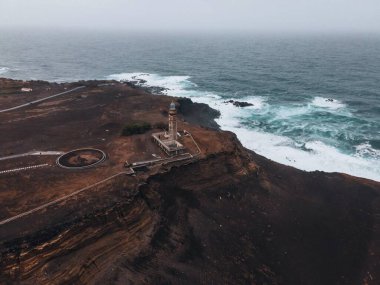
[{"x1": 0, "y1": 78, "x2": 379, "y2": 285}]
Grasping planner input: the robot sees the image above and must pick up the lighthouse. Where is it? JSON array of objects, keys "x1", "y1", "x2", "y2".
[
  {"x1": 168, "y1": 101, "x2": 177, "y2": 141},
  {"x1": 152, "y1": 101, "x2": 185, "y2": 156}
]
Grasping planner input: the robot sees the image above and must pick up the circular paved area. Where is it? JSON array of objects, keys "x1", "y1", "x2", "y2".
[{"x1": 56, "y1": 149, "x2": 106, "y2": 169}]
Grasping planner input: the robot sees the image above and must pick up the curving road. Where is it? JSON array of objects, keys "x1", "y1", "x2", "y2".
[{"x1": 0, "y1": 86, "x2": 85, "y2": 113}]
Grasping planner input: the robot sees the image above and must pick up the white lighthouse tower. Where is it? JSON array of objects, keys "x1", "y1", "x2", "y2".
[{"x1": 168, "y1": 101, "x2": 177, "y2": 141}]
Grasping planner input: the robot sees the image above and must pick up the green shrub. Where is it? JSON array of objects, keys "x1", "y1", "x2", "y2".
[
  {"x1": 153, "y1": 122, "x2": 167, "y2": 130},
  {"x1": 121, "y1": 122, "x2": 151, "y2": 136}
]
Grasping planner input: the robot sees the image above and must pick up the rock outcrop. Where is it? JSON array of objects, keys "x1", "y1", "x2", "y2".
[{"x1": 224, "y1": 99, "x2": 254, "y2": 107}]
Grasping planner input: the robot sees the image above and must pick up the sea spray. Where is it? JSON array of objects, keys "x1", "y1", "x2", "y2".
[
  {"x1": 107, "y1": 72, "x2": 380, "y2": 181},
  {"x1": 0, "y1": 67, "x2": 9, "y2": 75}
]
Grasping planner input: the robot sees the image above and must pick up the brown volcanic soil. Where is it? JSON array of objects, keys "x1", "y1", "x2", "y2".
[{"x1": 0, "y1": 78, "x2": 380, "y2": 285}]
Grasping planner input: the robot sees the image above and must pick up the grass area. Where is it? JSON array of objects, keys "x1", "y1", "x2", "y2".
[
  {"x1": 153, "y1": 122, "x2": 167, "y2": 130},
  {"x1": 121, "y1": 122, "x2": 152, "y2": 136},
  {"x1": 121, "y1": 121, "x2": 169, "y2": 136}
]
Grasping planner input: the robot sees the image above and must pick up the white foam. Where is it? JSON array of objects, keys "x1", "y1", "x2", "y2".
[
  {"x1": 311, "y1": 96, "x2": 346, "y2": 110},
  {"x1": 355, "y1": 142, "x2": 380, "y2": 160},
  {"x1": 228, "y1": 127, "x2": 380, "y2": 181},
  {"x1": 108, "y1": 72, "x2": 380, "y2": 182},
  {"x1": 107, "y1": 72, "x2": 196, "y2": 96},
  {"x1": 0, "y1": 67, "x2": 10, "y2": 75},
  {"x1": 273, "y1": 105, "x2": 309, "y2": 119}
]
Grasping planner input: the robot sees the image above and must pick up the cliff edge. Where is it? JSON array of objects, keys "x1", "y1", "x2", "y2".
[{"x1": 0, "y1": 78, "x2": 379, "y2": 285}]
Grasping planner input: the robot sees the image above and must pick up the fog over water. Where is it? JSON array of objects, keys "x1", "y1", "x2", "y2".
[{"x1": 0, "y1": 0, "x2": 379, "y2": 33}]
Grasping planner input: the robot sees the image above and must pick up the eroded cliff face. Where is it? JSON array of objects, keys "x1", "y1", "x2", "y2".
[
  {"x1": 132, "y1": 138, "x2": 380, "y2": 285},
  {"x1": 0, "y1": 176, "x2": 156, "y2": 284},
  {"x1": 0, "y1": 130, "x2": 379, "y2": 285},
  {"x1": 0, "y1": 78, "x2": 379, "y2": 285}
]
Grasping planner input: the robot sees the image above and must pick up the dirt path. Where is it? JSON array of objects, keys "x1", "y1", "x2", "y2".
[
  {"x1": 0, "y1": 172, "x2": 130, "y2": 226},
  {"x1": 0, "y1": 86, "x2": 85, "y2": 113}
]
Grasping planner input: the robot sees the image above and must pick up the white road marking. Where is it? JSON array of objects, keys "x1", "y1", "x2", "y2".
[
  {"x1": 0, "y1": 151, "x2": 64, "y2": 161},
  {"x1": 0, "y1": 163, "x2": 49, "y2": 174}
]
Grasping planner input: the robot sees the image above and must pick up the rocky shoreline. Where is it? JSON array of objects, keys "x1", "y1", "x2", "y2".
[{"x1": 0, "y1": 78, "x2": 380, "y2": 285}]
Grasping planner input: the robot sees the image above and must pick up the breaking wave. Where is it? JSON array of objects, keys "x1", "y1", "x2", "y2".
[
  {"x1": 0, "y1": 67, "x2": 10, "y2": 75},
  {"x1": 311, "y1": 96, "x2": 346, "y2": 110},
  {"x1": 107, "y1": 72, "x2": 380, "y2": 181},
  {"x1": 355, "y1": 142, "x2": 380, "y2": 160}
]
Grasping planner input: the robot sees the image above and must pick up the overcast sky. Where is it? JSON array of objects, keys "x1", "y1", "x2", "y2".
[{"x1": 0, "y1": 0, "x2": 379, "y2": 33}]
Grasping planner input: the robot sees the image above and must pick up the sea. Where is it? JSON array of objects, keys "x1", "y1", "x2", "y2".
[{"x1": 0, "y1": 30, "x2": 379, "y2": 181}]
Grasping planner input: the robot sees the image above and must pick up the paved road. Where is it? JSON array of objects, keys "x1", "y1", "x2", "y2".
[
  {"x1": 189, "y1": 134, "x2": 201, "y2": 155},
  {"x1": 184, "y1": 130, "x2": 202, "y2": 155},
  {"x1": 161, "y1": 153, "x2": 194, "y2": 165},
  {"x1": 131, "y1": 153, "x2": 193, "y2": 168},
  {"x1": 0, "y1": 86, "x2": 85, "y2": 113},
  {"x1": 0, "y1": 172, "x2": 129, "y2": 226},
  {"x1": 0, "y1": 151, "x2": 64, "y2": 161}
]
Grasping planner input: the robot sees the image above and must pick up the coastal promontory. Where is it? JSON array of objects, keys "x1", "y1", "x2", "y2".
[{"x1": 0, "y1": 78, "x2": 379, "y2": 285}]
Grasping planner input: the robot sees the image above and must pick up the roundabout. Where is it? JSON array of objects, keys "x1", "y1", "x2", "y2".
[{"x1": 56, "y1": 148, "x2": 106, "y2": 169}]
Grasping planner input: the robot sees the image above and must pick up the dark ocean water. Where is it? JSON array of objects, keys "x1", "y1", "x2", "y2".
[{"x1": 0, "y1": 30, "x2": 379, "y2": 180}]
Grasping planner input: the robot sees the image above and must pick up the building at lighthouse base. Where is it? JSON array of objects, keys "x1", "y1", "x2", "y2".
[{"x1": 152, "y1": 132, "x2": 185, "y2": 156}]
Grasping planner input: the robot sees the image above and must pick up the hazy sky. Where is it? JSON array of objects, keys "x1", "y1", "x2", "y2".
[{"x1": 0, "y1": 0, "x2": 379, "y2": 33}]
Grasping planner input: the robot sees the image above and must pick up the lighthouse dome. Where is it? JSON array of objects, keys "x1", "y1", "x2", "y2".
[{"x1": 170, "y1": 102, "x2": 176, "y2": 110}]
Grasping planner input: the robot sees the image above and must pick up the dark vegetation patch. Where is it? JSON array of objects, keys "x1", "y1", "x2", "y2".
[
  {"x1": 121, "y1": 122, "x2": 151, "y2": 136},
  {"x1": 153, "y1": 122, "x2": 168, "y2": 130}
]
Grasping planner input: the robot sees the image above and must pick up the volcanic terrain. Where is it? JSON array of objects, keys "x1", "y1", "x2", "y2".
[{"x1": 0, "y1": 78, "x2": 379, "y2": 285}]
